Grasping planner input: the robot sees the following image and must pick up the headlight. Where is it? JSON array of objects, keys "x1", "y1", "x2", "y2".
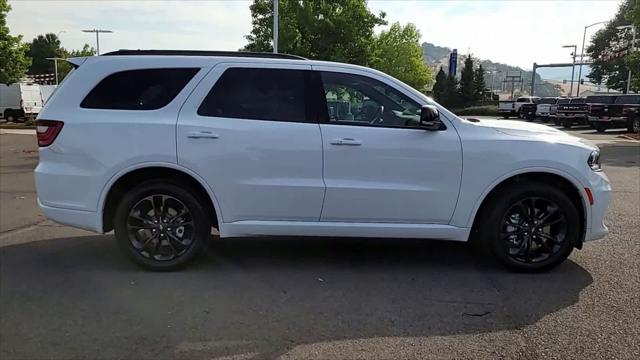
[{"x1": 588, "y1": 150, "x2": 601, "y2": 171}]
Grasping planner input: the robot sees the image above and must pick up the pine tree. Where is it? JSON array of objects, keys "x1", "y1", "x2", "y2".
[
  {"x1": 473, "y1": 64, "x2": 487, "y2": 101},
  {"x1": 459, "y1": 56, "x2": 475, "y2": 104},
  {"x1": 432, "y1": 67, "x2": 447, "y2": 102},
  {"x1": 442, "y1": 74, "x2": 461, "y2": 108}
]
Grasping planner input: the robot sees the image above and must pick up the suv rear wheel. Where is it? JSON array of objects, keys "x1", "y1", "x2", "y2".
[
  {"x1": 476, "y1": 182, "x2": 579, "y2": 272},
  {"x1": 114, "y1": 180, "x2": 211, "y2": 271}
]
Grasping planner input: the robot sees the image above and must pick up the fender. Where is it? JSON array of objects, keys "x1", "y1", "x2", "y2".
[
  {"x1": 461, "y1": 166, "x2": 591, "y2": 230},
  {"x1": 96, "y1": 161, "x2": 225, "y2": 235}
]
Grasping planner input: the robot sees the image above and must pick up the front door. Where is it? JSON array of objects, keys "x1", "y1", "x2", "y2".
[
  {"x1": 315, "y1": 68, "x2": 463, "y2": 224},
  {"x1": 176, "y1": 64, "x2": 325, "y2": 223}
]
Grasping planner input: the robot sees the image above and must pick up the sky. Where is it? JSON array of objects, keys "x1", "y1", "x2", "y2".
[{"x1": 6, "y1": 0, "x2": 623, "y2": 71}]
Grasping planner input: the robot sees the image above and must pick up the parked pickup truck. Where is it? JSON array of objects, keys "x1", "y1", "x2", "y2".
[
  {"x1": 535, "y1": 97, "x2": 558, "y2": 122},
  {"x1": 551, "y1": 98, "x2": 570, "y2": 125},
  {"x1": 588, "y1": 94, "x2": 640, "y2": 133},
  {"x1": 557, "y1": 97, "x2": 587, "y2": 128},
  {"x1": 498, "y1": 96, "x2": 539, "y2": 119},
  {"x1": 519, "y1": 100, "x2": 539, "y2": 121}
]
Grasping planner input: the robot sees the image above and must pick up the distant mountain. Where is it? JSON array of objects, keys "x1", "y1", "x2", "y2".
[{"x1": 421, "y1": 42, "x2": 561, "y2": 97}]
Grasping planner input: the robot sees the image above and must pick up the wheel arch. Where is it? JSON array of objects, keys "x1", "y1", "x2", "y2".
[
  {"x1": 469, "y1": 170, "x2": 589, "y2": 248},
  {"x1": 99, "y1": 163, "x2": 222, "y2": 233}
]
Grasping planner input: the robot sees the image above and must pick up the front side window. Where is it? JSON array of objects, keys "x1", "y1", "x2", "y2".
[
  {"x1": 198, "y1": 68, "x2": 307, "y2": 122},
  {"x1": 320, "y1": 71, "x2": 421, "y2": 128},
  {"x1": 81, "y1": 68, "x2": 199, "y2": 110}
]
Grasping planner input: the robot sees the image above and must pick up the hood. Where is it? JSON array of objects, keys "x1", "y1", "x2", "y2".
[{"x1": 471, "y1": 119, "x2": 597, "y2": 149}]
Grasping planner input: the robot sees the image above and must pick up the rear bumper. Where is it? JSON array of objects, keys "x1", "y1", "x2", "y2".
[{"x1": 37, "y1": 198, "x2": 103, "y2": 233}]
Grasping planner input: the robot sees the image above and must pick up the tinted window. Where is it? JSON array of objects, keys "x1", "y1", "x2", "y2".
[
  {"x1": 320, "y1": 71, "x2": 422, "y2": 128},
  {"x1": 198, "y1": 68, "x2": 307, "y2": 122},
  {"x1": 516, "y1": 98, "x2": 529, "y2": 103},
  {"x1": 539, "y1": 98, "x2": 557, "y2": 104},
  {"x1": 614, "y1": 95, "x2": 640, "y2": 104},
  {"x1": 586, "y1": 96, "x2": 616, "y2": 104},
  {"x1": 557, "y1": 98, "x2": 571, "y2": 104},
  {"x1": 81, "y1": 68, "x2": 199, "y2": 110},
  {"x1": 569, "y1": 98, "x2": 585, "y2": 104}
]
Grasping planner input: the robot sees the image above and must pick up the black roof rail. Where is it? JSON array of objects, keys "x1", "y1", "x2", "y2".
[{"x1": 101, "y1": 49, "x2": 307, "y2": 60}]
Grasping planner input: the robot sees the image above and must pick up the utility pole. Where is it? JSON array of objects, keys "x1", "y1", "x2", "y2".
[
  {"x1": 577, "y1": 21, "x2": 607, "y2": 96},
  {"x1": 273, "y1": 0, "x2": 279, "y2": 53},
  {"x1": 562, "y1": 45, "x2": 577, "y2": 96},
  {"x1": 618, "y1": 25, "x2": 637, "y2": 93},
  {"x1": 82, "y1": 29, "x2": 113, "y2": 55}
]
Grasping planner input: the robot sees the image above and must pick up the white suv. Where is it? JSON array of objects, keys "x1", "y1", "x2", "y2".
[{"x1": 34, "y1": 50, "x2": 611, "y2": 272}]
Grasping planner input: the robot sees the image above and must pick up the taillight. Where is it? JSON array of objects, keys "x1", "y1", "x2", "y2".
[
  {"x1": 36, "y1": 120, "x2": 64, "y2": 147},
  {"x1": 20, "y1": 99, "x2": 24, "y2": 110}
]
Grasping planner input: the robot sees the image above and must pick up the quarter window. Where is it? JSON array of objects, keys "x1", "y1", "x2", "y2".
[
  {"x1": 320, "y1": 71, "x2": 422, "y2": 128},
  {"x1": 80, "y1": 68, "x2": 199, "y2": 110},
  {"x1": 198, "y1": 68, "x2": 307, "y2": 122}
]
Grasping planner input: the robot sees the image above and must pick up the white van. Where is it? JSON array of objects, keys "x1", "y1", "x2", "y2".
[{"x1": 0, "y1": 83, "x2": 43, "y2": 122}]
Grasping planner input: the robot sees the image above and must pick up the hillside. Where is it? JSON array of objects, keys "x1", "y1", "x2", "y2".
[{"x1": 422, "y1": 42, "x2": 561, "y2": 97}]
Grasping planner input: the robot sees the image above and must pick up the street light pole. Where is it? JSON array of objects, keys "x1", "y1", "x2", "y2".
[
  {"x1": 45, "y1": 57, "x2": 64, "y2": 85},
  {"x1": 81, "y1": 29, "x2": 113, "y2": 55},
  {"x1": 563, "y1": 45, "x2": 577, "y2": 96},
  {"x1": 273, "y1": 0, "x2": 279, "y2": 53},
  {"x1": 577, "y1": 21, "x2": 607, "y2": 96}
]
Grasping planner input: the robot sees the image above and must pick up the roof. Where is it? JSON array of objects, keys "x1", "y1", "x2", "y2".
[{"x1": 101, "y1": 49, "x2": 307, "y2": 60}]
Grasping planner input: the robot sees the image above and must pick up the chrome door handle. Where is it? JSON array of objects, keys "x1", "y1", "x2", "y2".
[
  {"x1": 330, "y1": 138, "x2": 361, "y2": 146},
  {"x1": 187, "y1": 131, "x2": 219, "y2": 139}
]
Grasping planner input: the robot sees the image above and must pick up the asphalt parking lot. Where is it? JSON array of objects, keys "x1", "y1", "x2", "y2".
[{"x1": 0, "y1": 124, "x2": 638, "y2": 360}]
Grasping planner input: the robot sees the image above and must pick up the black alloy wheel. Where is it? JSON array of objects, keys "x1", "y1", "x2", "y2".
[{"x1": 114, "y1": 180, "x2": 211, "y2": 271}]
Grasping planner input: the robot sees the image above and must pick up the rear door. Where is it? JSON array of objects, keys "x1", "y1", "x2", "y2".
[
  {"x1": 19, "y1": 84, "x2": 43, "y2": 114},
  {"x1": 176, "y1": 63, "x2": 325, "y2": 223}
]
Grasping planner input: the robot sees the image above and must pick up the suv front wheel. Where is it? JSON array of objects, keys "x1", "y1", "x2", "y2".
[
  {"x1": 476, "y1": 182, "x2": 580, "y2": 272},
  {"x1": 114, "y1": 180, "x2": 211, "y2": 271}
]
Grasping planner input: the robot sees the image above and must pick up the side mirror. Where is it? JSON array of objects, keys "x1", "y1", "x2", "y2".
[{"x1": 420, "y1": 105, "x2": 445, "y2": 131}]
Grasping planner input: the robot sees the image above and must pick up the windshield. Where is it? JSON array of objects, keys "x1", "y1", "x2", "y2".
[
  {"x1": 614, "y1": 95, "x2": 640, "y2": 104},
  {"x1": 586, "y1": 96, "x2": 616, "y2": 104},
  {"x1": 539, "y1": 98, "x2": 557, "y2": 104}
]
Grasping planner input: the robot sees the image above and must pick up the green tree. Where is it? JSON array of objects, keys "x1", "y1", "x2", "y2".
[
  {"x1": 440, "y1": 74, "x2": 461, "y2": 108},
  {"x1": 586, "y1": 0, "x2": 635, "y2": 92},
  {"x1": 243, "y1": 0, "x2": 386, "y2": 65},
  {"x1": 0, "y1": 0, "x2": 30, "y2": 84},
  {"x1": 370, "y1": 22, "x2": 433, "y2": 91},
  {"x1": 625, "y1": 0, "x2": 640, "y2": 89},
  {"x1": 26, "y1": 33, "x2": 63, "y2": 75},
  {"x1": 459, "y1": 55, "x2": 475, "y2": 103},
  {"x1": 432, "y1": 67, "x2": 447, "y2": 101},
  {"x1": 56, "y1": 44, "x2": 96, "y2": 80},
  {"x1": 473, "y1": 64, "x2": 486, "y2": 101}
]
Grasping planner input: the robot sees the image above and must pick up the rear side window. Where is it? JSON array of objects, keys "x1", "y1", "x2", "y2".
[
  {"x1": 81, "y1": 68, "x2": 199, "y2": 110},
  {"x1": 198, "y1": 68, "x2": 307, "y2": 122}
]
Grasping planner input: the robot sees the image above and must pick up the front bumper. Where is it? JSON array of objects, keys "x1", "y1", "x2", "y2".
[{"x1": 584, "y1": 171, "x2": 612, "y2": 242}]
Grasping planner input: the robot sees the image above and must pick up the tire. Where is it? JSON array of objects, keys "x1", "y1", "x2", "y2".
[
  {"x1": 629, "y1": 117, "x2": 640, "y2": 133},
  {"x1": 502, "y1": 114, "x2": 509, "y2": 119},
  {"x1": 553, "y1": 118, "x2": 561, "y2": 126},
  {"x1": 4, "y1": 110, "x2": 15, "y2": 123},
  {"x1": 475, "y1": 181, "x2": 580, "y2": 272},
  {"x1": 113, "y1": 180, "x2": 211, "y2": 271},
  {"x1": 517, "y1": 109, "x2": 523, "y2": 119},
  {"x1": 562, "y1": 119, "x2": 572, "y2": 129}
]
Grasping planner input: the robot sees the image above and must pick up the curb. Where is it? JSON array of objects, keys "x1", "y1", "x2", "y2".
[
  {"x1": 616, "y1": 134, "x2": 640, "y2": 142},
  {"x1": 0, "y1": 125, "x2": 36, "y2": 130}
]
